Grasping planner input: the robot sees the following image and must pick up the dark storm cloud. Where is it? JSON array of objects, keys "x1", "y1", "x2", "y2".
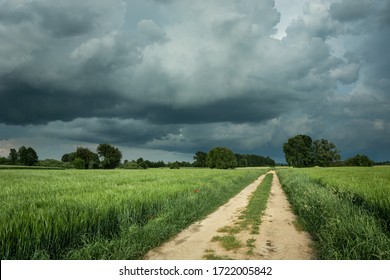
[
  {"x1": 0, "y1": 76, "x2": 128, "y2": 125},
  {"x1": 1, "y1": 0, "x2": 389, "y2": 162},
  {"x1": 329, "y1": 0, "x2": 371, "y2": 22},
  {"x1": 32, "y1": 2, "x2": 97, "y2": 37},
  {"x1": 41, "y1": 118, "x2": 180, "y2": 146}
]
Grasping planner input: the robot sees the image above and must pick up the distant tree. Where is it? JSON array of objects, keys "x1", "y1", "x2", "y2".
[
  {"x1": 8, "y1": 148, "x2": 19, "y2": 165},
  {"x1": 96, "y1": 144, "x2": 122, "y2": 169},
  {"x1": 75, "y1": 147, "x2": 98, "y2": 169},
  {"x1": 206, "y1": 147, "x2": 237, "y2": 169},
  {"x1": 120, "y1": 161, "x2": 142, "y2": 169},
  {"x1": 73, "y1": 157, "x2": 85, "y2": 169},
  {"x1": 0, "y1": 156, "x2": 9, "y2": 165},
  {"x1": 18, "y1": 146, "x2": 38, "y2": 166},
  {"x1": 283, "y1": 135, "x2": 341, "y2": 167},
  {"x1": 37, "y1": 159, "x2": 72, "y2": 169},
  {"x1": 283, "y1": 135, "x2": 314, "y2": 167},
  {"x1": 265, "y1": 156, "x2": 276, "y2": 167},
  {"x1": 193, "y1": 151, "x2": 208, "y2": 167},
  {"x1": 61, "y1": 153, "x2": 70, "y2": 162},
  {"x1": 345, "y1": 154, "x2": 374, "y2": 167},
  {"x1": 312, "y1": 139, "x2": 341, "y2": 167},
  {"x1": 138, "y1": 161, "x2": 149, "y2": 169},
  {"x1": 235, "y1": 154, "x2": 248, "y2": 167},
  {"x1": 155, "y1": 160, "x2": 166, "y2": 168},
  {"x1": 237, "y1": 154, "x2": 276, "y2": 167},
  {"x1": 169, "y1": 162, "x2": 180, "y2": 169}
]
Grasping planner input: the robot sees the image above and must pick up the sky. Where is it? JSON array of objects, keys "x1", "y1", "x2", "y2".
[{"x1": 0, "y1": 0, "x2": 389, "y2": 163}]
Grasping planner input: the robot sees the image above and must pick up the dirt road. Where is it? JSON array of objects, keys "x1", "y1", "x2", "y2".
[{"x1": 144, "y1": 171, "x2": 314, "y2": 260}]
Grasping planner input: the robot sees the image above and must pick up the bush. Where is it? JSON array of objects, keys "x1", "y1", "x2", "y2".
[
  {"x1": 345, "y1": 154, "x2": 374, "y2": 167},
  {"x1": 169, "y1": 162, "x2": 180, "y2": 169},
  {"x1": 120, "y1": 161, "x2": 142, "y2": 169}
]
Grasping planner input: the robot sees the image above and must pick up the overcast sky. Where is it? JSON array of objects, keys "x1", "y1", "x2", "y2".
[{"x1": 0, "y1": 0, "x2": 389, "y2": 163}]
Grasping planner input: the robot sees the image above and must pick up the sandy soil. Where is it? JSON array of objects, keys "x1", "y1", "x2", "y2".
[{"x1": 144, "y1": 171, "x2": 314, "y2": 260}]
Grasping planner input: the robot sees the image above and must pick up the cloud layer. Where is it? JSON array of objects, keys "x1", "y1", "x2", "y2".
[{"x1": 0, "y1": 0, "x2": 389, "y2": 162}]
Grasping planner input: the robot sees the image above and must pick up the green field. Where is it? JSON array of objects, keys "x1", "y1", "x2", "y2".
[
  {"x1": 0, "y1": 168, "x2": 267, "y2": 260},
  {"x1": 277, "y1": 166, "x2": 390, "y2": 259}
]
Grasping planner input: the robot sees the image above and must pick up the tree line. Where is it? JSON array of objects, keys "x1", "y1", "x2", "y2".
[
  {"x1": 0, "y1": 137, "x2": 380, "y2": 169},
  {"x1": 0, "y1": 146, "x2": 39, "y2": 166},
  {"x1": 193, "y1": 147, "x2": 275, "y2": 169},
  {"x1": 283, "y1": 134, "x2": 375, "y2": 167}
]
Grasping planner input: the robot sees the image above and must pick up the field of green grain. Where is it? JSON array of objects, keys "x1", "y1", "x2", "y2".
[
  {"x1": 277, "y1": 166, "x2": 390, "y2": 259},
  {"x1": 0, "y1": 168, "x2": 267, "y2": 260}
]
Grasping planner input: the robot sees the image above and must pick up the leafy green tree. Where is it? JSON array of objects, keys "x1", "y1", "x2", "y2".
[
  {"x1": 313, "y1": 139, "x2": 341, "y2": 167},
  {"x1": 61, "y1": 153, "x2": 70, "y2": 162},
  {"x1": 0, "y1": 156, "x2": 9, "y2": 165},
  {"x1": 283, "y1": 135, "x2": 341, "y2": 167},
  {"x1": 206, "y1": 147, "x2": 237, "y2": 169},
  {"x1": 73, "y1": 157, "x2": 85, "y2": 169},
  {"x1": 18, "y1": 146, "x2": 38, "y2": 166},
  {"x1": 235, "y1": 154, "x2": 248, "y2": 167},
  {"x1": 96, "y1": 144, "x2": 122, "y2": 169},
  {"x1": 8, "y1": 148, "x2": 19, "y2": 165},
  {"x1": 37, "y1": 159, "x2": 72, "y2": 169},
  {"x1": 75, "y1": 147, "x2": 98, "y2": 169},
  {"x1": 139, "y1": 161, "x2": 149, "y2": 169},
  {"x1": 345, "y1": 154, "x2": 374, "y2": 167},
  {"x1": 169, "y1": 162, "x2": 180, "y2": 169},
  {"x1": 193, "y1": 151, "x2": 208, "y2": 167},
  {"x1": 235, "y1": 154, "x2": 275, "y2": 167},
  {"x1": 120, "y1": 161, "x2": 142, "y2": 169},
  {"x1": 283, "y1": 135, "x2": 314, "y2": 167}
]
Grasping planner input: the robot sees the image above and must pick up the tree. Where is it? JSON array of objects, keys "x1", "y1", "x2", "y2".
[
  {"x1": 193, "y1": 151, "x2": 208, "y2": 167},
  {"x1": 312, "y1": 139, "x2": 340, "y2": 167},
  {"x1": 18, "y1": 146, "x2": 38, "y2": 166},
  {"x1": 169, "y1": 162, "x2": 180, "y2": 169},
  {"x1": 138, "y1": 161, "x2": 149, "y2": 169},
  {"x1": 120, "y1": 161, "x2": 142, "y2": 169},
  {"x1": 61, "y1": 153, "x2": 70, "y2": 162},
  {"x1": 345, "y1": 154, "x2": 374, "y2": 167},
  {"x1": 235, "y1": 154, "x2": 248, "y2": 167},
  {"x1": 8, "y1": 148, "x2": 19, "y2": 165},
  {"x1": 206, "y1": 147, "x2": 237, "y2": 169},
  {"x1": 283, "y1": 135, "x2": 341, "y2": 167},
  {"x1": 237, "y1": 154, "x2": 276, "y2": 167},
  {"x1": 283, "y1": 135, "x2": 314, "y2": 167},
  {"x1": 0, "y1": 156, "x2": 9, "y2": 165},
  {"x1": 75, "y1": 147, "x2": 98, "y2": 169},
  {"x1": 96, "y1": 144, "x2": 122, "y2": 169},
  {"x1": 73, "y1": 158, "x2": 85, "y2": 169}
]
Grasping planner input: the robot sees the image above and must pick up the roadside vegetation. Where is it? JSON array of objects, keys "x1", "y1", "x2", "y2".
[
  {"x1": 0, "y1": 168, "x2": 267, "y2": 260},
  {"x1": 277, "y1": 167, "x2": 390, "y2": 259},
  {"x1": 207, "y1": 173, "x2": 273, "y2": 259}
]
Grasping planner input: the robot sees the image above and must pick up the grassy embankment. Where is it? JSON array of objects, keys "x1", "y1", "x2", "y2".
[{"x1": 277, "y1": 167, "x2": 390, "y2": 259}]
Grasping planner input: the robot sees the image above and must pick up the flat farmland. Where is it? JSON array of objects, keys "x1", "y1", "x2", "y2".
[
  {"x1": 277, "y1": 166, "x2": 390, "y2": 259},
  {"x1": 0, "y1": 168, "x2": 267, "y2": 260}
]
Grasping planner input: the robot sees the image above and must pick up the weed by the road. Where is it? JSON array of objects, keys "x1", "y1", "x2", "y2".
[{"x1": 211, "y1": 235, "x2": 242, "y2": 251}]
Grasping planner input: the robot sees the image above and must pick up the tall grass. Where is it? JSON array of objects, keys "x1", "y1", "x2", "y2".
[
  {"x1": 0, "y1": 168, "x2": 267, "y2": 259},
  {"x1": 291, "y1": 167, "x2": 390, "y2": 231},
  {"x1": 277, "y1": 167, "x2": 390, "y2": 259}
]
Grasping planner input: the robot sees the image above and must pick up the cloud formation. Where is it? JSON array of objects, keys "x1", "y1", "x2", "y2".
[{"x1": 0, "y1": 0, "x2": 389, "y2": 162}]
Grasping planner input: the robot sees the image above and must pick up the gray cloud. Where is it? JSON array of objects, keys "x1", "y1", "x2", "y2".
[
  {"x1": 330, "y1": 0, "x2": 372, "y2": 22},
  {"x1": 1, "y1": 0, "x2": 389, "y2": 162}
]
